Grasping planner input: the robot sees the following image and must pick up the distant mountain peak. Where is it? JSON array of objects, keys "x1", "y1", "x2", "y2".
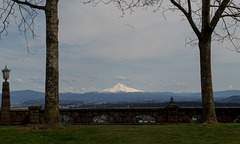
[{"x1": 101, "y1": 83, "x2": 144, "y2": 93}]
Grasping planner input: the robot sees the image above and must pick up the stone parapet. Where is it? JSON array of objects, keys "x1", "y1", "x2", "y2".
[
  {"x1": 28, "y1": 105, "x2": 42, "y2": 124},
  {"x1": 166, "y1": 104, "x2": 179, "y2": 123},
  {"x1": 1, "y1": 106, "x2": 240, "y2": 125}
]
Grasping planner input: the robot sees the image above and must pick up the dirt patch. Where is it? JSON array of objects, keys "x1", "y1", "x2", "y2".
[{"x1": 18, "y1": 124, "x2": 65, "y2": 131}]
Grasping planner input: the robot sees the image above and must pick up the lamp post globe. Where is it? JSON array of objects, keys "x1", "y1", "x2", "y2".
[{"x1": 2, "y1": 65, "x2": 11, "y2": 82}]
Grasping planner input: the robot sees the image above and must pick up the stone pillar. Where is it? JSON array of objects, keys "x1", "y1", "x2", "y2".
[
  {"x1": 166, "y1": 104, "x2": 179, "y2": 123},
  {"x1": 1, "y1": 81, "x2": 11, "y2": 125},
  {"x1": 28, "y1": 105, "x2": 42, "y2": 124}
]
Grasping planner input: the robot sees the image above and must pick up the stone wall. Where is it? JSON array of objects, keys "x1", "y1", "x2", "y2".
[
  {"x1": 10, "y1": 108, "x2": 29, "y2": 125},
  {"x1": 1, "y1": 105, "x2": 240, "y2": 125}
]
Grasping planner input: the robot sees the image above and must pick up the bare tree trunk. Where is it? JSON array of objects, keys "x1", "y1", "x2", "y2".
[
  {"x1": 43, "y1": 0, "x2": 61, "y2": 126},
  {"x1": 199, "y1": 36, "x2": 218, "y2": 124}
]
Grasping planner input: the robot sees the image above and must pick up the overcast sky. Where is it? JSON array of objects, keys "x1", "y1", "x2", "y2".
[{"x1": 0, "y1": 1, "x2": 240, "y2": 93}]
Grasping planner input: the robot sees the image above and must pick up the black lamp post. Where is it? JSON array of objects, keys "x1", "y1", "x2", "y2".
[
  {"x1": 2, "y1": 65, "x2": 10, "y2": 82},
  {"x1": 1, "y1": 65, "x2": 11, "y2": 125}
]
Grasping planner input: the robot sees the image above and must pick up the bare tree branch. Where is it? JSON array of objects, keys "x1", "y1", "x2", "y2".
[
  {"x1": 0, "y1": 2, "x2": 15, "y2": 37},
  {"x1": 170, "y1": 0, "x2": 201, "y2": 38},
  {"x1": 12, "y1": 0, "x2": 45, "y2": 10},
  {"x1": 210, "y1": 0, "x2": 230, "y2": 31},
  {"x1": 85, "y1": 0, "x2": 240, "y2": 52},
  {"x1": 0, "y1": 0, "x2": 45, "y2": 53}
]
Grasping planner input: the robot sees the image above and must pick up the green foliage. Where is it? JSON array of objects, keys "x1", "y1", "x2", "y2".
[{"x1": 0, "y1": 124, "x2": 240, "y2": 144}]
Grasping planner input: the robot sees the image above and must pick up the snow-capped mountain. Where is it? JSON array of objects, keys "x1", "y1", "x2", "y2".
[{"x1": 101, "y1": 83, "x2": 144, "y2": 93}]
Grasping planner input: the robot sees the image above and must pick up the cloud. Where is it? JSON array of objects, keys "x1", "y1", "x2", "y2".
[
  {"x1": 30, "y1": 77, "x2": 44, "y2": 84},
  {"x1": 142, "y1": 80, "x2": 154, "y2": 87},
  {"x1": 88, "y1": 76, "x2": 98, "y2": 81},
  {"x1": 175, "y1": 82, "x2": 185, "y2": 86},
  {"x1": 58, "y1": 1, "x2": 192, "y2": 62},
  {"x1": 88, "y1": 87, "x2": 99, "y2": 92},
  {"x1": 60, "y1": 87, "x2": 74, "y2": 93},
  {"x1": 15, "y1": 78, "x2": 24, "y2": 83},
  {"x1": 228, "y1": 85, "x2": 233, "y2": 89},
  {"x1": 0, "y1": 0, "x2": 239, "y2": 93},
  {"x1": 114, "y1": 76, "x2": 128, "y2": 81},
  {"x1": 37, "y1": 86, "x2": 44, "y2": 92},
  {"x1": 5, "y1": 56, "x2": 20, "y2": 61},
  {"x1": 212, "y1": 44, "x2": 240, "y2": 64}
]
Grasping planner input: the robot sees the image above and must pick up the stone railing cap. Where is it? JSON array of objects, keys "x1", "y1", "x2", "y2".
[
  {"x1": 167, "y1": 104, "x2": 179, "y2": 108},
  {"x1": 28, "y1": 105, "x2": 42, "y2": 110}
]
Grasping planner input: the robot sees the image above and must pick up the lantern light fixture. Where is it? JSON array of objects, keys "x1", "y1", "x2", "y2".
[{"x1": 2, "y1": 65, "x2": 11, "y2": 82}]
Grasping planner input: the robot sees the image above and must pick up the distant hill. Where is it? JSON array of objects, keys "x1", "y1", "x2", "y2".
[
  {"x1": 10, "y1": 90, "x2": 44, "y2": 104},
  {"x1": 218, "y1": 95, "x2": 240, "y2": 103},
  {"x1": 1, "y1": 89, "x2": 240, "y2": 107}
]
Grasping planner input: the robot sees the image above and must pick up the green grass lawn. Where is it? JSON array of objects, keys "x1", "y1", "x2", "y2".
[{"x1": 0, "y1": 124, "x2": 239, "y2": 144}]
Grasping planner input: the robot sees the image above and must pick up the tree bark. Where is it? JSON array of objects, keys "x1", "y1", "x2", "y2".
[
  {"x1": 198, "y1": 0, "x2": 218, "y2": 124},
  {"x1": 199, "y1": 36, "x2": 218, "y2": 124},
  {"x1": 43, "y1": 0, "x2": 61, "y2": 126}
]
